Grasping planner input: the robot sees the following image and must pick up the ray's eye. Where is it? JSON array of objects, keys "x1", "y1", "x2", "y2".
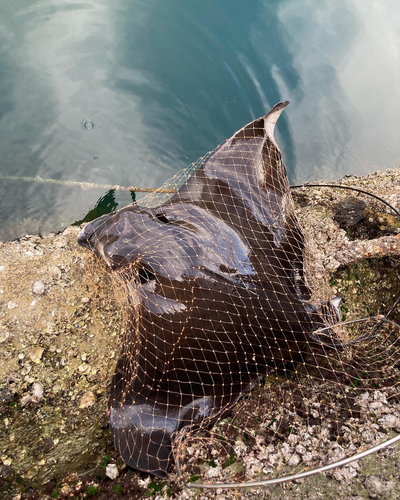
[
  {"x1": 138, "y1": 268, "x2": 156, "y2": 284},
  {"x1": 155, "y1": 213, "x2": 170, "y2": 224}
]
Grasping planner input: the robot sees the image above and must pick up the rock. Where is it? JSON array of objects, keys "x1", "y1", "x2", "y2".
[
  {"x1": 29, "y1": 347, "x2": 44, "y2": 364},
  {"x1": 32, "y1": 280, "x2": 45, "y2": 295},
  {"x1": 20, "y1": 363, "x2": 31, "y2": 376},
  {"x1": 60, "y1": 485, "x2": 72, "y2": 496},
  {"x1": 0, "y1": 329, "x2": 11, "y2": 343},
  {"x1": 21, "y1": 382, "x2": 44, "y2": 406},
  {"x1": 0, "y1": 226, "x2": 123, "y2": 493},
  {"x1": 105, "y1": 463, "x2": 119, "y2": 480},
  {"x1": 378, "y1": 414, "x2": 400, "y2": 430},
  {"x1": 79, "y1": 391, "x2": 96, "y2": 409},
  {"x1": 50, "y1": 266, "x2": 62, "y2": 280},
  {"x1": 32, "y1": 382, "x2": 44, "y2": 402},
  {"x1": 20, "y1": 394, "x2": 32, "y2": 406},
  {"x1": 332, "y1": 465, "x2": 358, "y2": 482},
  {"x1": 2, "y1": 457, "x2": 12, "y2": 466},
  {"x1": 54, "y1": 237, "x2": 68, "y2": 248},
  {"x1": 295, "y1": 444, "x2": 307, "y2": 455},
  {"x1": 287, "y1": 453, "x2": 300, "y2": 466},
  {"x1": 364, "y1": 475, "x2": 386, "y2": 495},
  {"x1": 78, "y1": 363, "x2": 89, "y2": 373}
]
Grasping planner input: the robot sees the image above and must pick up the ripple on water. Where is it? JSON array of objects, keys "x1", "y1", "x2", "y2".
[{"x1": 82, "y1": 119, "x2": 94, "y2": 131}]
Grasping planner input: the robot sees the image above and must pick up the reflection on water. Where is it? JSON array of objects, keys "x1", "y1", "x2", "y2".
[{"x1": 0, "y1": 0, "x2": 399, "y2": 240}]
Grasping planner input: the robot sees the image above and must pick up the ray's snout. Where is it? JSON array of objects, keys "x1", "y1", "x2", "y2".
[
  {"x1": 77, "y1": 230, "x2": 89, "y2": 248},
  {"x1": 77, "y1": 224, "x2": 95, "y2": 249}
]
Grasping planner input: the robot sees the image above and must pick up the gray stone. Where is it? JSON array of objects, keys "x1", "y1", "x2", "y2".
[
  {"x1": 105, "y1": 463, "x2": 119, "y2": 480},
  {"x1": 0, "y1": 329, "x2": 11, "y2": 343},
  {"x1": 364, "y1": 475, "x2": 386, "y2": 495},
  {"x1": 32, "y1": 280, "x2": 45, "y2": 295}
]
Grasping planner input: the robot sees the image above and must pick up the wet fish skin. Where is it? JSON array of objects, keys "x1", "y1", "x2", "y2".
[{"x1": 78, "y1": 101, "x2": 339, "y2": 477}]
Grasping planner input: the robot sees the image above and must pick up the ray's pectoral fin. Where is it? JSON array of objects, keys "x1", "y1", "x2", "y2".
[
  {"x1": 263, "y1": 100, "x2": 290, "y2": 148},
  {"x1": 227, "y1": 100, "x2": 290, "y2": 195},
  {"x1": 76, "y1": 100, "x2": 341, "y2": 480},
  {"x1": 259, "y1": 101, "x2": 291, "y2": 195}
]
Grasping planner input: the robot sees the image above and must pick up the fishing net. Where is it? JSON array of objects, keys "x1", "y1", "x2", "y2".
[{"x1": 77, "y1": 102, "x2": 400, "y2": 487}]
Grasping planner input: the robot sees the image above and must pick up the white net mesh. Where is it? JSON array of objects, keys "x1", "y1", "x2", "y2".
[{"x1": 77, "y1": 102, "x2": 400, "y2": 485}]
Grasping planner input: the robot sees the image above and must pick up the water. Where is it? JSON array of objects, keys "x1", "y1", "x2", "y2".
[{"x1": 1, "y1": 0, "x2": 400, "y2": 240}]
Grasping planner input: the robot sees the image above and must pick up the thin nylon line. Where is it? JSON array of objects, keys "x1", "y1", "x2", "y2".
[
  {"x1": 290, "y1": 183, "x2": 400, "y2": 218},
  {"x1": 291, "y1": 183, "x2": 400, "y2": 333},
  {"x1": 188, "y1": 182, "x2": 400, "y2": 489},
  {"x1": 188, "y1": 434, "x2": 400, "y2": 489}
]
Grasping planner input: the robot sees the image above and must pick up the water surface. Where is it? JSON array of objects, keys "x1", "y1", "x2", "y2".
[{"x1": 1, "y1": 0, "x2": 399, "y2": 239}]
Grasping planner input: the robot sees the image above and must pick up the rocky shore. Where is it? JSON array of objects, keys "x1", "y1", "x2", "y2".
[{"x1": 1, "y1": 168, "x2": 400, "y2": 499}]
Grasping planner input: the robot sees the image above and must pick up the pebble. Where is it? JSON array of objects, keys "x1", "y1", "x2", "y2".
[
  {"x1": 21, "y1": 382, "x2": 44, "y2": 406},
  {"x1": 29, "y1": 347, "x2": 44, "y2": 364},
  {"x1": 60, "y1": 485, "x2": 72, "y2": 496},
  {"x1": 79, "y1": 391, "x2": 96, "y2": 409},
  {"x1": 364, "y1": 475, "x2": 386, "y2": 495},
  {"x1": 54, "y1": 237, "x2": 68, "y2": 248},
  {"x1": 50, "y1": 266, "x2": 62, "y2": 279},
  {"x1": 21, "y1": 364, "x2": 31, "y2": 376},
  {"x1": 78, "y1": 363, "x2": 89, "y2": 373},
  {"x1": 7, "y1": 301, "x2": 18, "y2": 309},
  {"x1": 378, "y1": 414, "x2": 400, "y2": 429},
  {"x1": 0, "y1": 330, "x2": 11, "y2": 343},
  {"x1": 32, "y1": 280, "x2": 45, "y2": 295},
  {"x1": 332, "y1": 465, "x2": 358, "y2": 482},
  {"x1": 32, "y1": 382, "x2": 44, "y2": 401},
  {"x1": 105, "y1": 463, "x2": 119, "y2": 480},
  {"x1": 287, "y1": 453, "x2": 300, "y2": 466}
]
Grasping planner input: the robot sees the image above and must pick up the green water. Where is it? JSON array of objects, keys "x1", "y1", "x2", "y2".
[{"x1": 0, "y1": 0, "x2": 399, "y2": 240}]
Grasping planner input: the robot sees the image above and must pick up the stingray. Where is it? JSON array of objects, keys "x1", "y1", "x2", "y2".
[{"x1": 78, "y1": 101, "x2": 340, "y2": 477}]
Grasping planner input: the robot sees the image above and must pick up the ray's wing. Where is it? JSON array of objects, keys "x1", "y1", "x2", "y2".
[
  {"x1": 77, "y1": 102, "x2": 333, "y2": 478},
  {"x1": 164, "y1": 101, "x2": 311, "y2": 301}
]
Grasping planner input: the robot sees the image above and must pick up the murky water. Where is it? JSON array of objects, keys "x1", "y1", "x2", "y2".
[{"x1": 1, "y1": 0, "x2": 399, "y2": 240}]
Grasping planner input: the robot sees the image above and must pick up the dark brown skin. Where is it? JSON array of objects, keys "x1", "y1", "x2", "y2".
[{"x1": 78, "y1": 102, "x2": 339, "y2": 477}]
